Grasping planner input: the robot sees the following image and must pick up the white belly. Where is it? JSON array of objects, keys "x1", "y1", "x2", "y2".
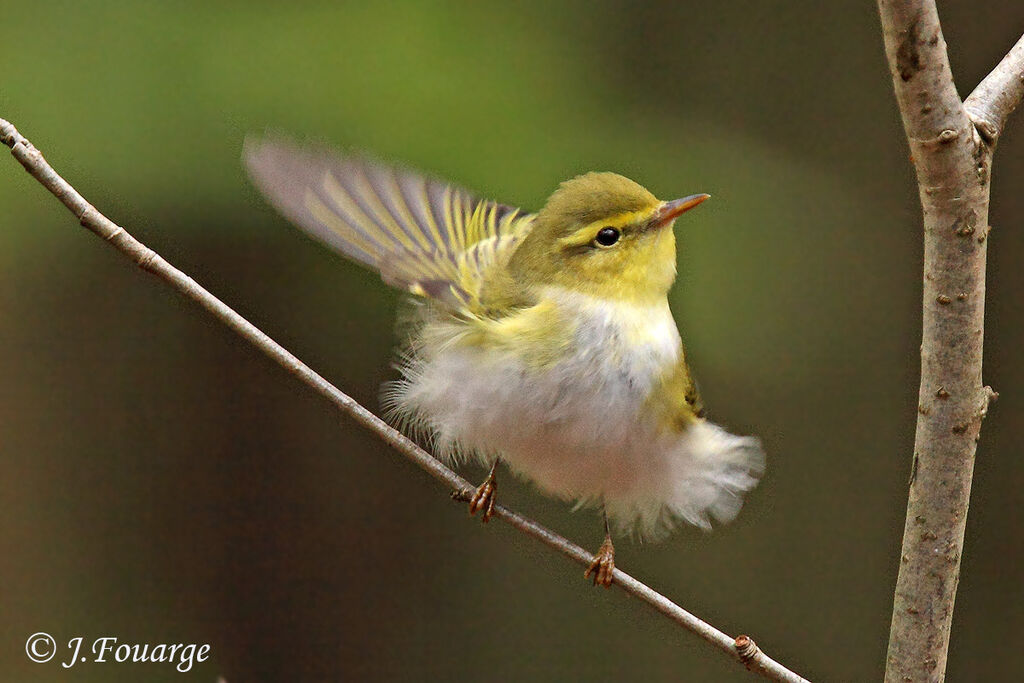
[{"x1": 386, "y1": 293, "x2": 763, "y2": 538}]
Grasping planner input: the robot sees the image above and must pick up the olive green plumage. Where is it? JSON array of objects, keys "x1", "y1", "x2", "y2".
[{"x1": 244, "y1": 137, "x2": 763, "y2": 541}]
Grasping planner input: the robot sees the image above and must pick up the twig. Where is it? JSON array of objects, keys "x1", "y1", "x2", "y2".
[
  {"x1": 0, "y1": 118, "x2": 809, "y2": 683},
  {"x1": 875, "y1": 2, "x2": 1023, "y2": 680},
  {"x1": 964, "y1": 34, "x2": 1024, "y2": 144}
]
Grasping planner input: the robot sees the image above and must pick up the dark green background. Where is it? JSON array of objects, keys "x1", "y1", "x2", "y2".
[{"x1": 2, "y1": 2, "x2": 1022, "y2": 680}]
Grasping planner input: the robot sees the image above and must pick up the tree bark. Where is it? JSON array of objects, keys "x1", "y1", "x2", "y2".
[{"x1": 876, "y1": 2, "x2": 1023, "y2": 681}]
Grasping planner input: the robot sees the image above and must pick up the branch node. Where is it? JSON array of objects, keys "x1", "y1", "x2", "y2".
[
  {"x1": 979, "y1": 386, "x2": 998, "y2": 419},
  {"x1": 80, "y1": 204, "x2": 104, "y2": 229},
  {"x1": 963, "y1": 33, "x2": 1024, "y2": 147},
  {"x1": 103, "y1": 224, "x2": 126, "y2": 241},
  {"x1": 0, "y1": 118, "x2": 22, "y2": 147},
  {"x1": 968, "y1": 114, "x2": 999, "y2": 144},
  {"x1": 450, "y1": 488, "x2": 473, "y2": 503},
  {"x1": 910, "y1": 129, "x2": 964, "y2": 147},
  {"x1": 135, "y1": 247, "x2": 160, "y2": 272},
  {"x1": 734, "y1": 635, "x2": 761, "y2": 666}
]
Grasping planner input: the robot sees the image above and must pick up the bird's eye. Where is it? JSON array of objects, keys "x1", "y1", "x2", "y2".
[{"x1": 595, "y1": 227, "x2": 621, "y2": 247}]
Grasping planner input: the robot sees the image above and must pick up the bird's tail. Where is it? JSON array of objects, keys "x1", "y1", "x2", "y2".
[{"x1": 606, "y1": 420, "x2": 765, "y2": 539}]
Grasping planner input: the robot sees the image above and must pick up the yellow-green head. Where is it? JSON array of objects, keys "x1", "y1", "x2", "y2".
[{"x1": 507, "y1": 172, "x2": 709, "y2": 303}]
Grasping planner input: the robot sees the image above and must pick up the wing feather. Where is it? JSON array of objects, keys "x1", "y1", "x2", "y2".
[{"x1": 244, "y1": 136, "x2": 534, "y2": 312}]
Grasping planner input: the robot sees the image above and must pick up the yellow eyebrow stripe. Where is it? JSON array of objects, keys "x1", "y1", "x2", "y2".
[{"x1": 557, "y1": 208, "x2": 653, "y2": 247}]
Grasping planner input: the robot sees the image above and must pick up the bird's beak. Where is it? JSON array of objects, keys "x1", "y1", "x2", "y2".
[{"x1": 652, "y1": 194, "x2": 710, "y2": 228}]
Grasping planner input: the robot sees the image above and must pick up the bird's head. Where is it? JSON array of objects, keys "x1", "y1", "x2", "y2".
[{"x1": 509, "y1": 172, "x2": 708, "y2": 303}]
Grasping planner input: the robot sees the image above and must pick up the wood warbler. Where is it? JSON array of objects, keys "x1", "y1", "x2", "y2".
[{"x1": 244, "y1": 138, "x2": 764, "y2": 586}]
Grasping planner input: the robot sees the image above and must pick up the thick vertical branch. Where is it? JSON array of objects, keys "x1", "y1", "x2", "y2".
[{"x1": 877, "y1": 2, "x2": 1023, "y2": 681}]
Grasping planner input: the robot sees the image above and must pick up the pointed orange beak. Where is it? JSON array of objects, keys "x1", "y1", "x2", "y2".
[{"x1": 652, "y1": 193, "x2": 710, "y2": 227}]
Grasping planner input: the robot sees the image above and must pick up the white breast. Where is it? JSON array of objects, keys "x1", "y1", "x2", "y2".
[{"x1": 387, "y1": 289, "x2": 763, "y2": 539}]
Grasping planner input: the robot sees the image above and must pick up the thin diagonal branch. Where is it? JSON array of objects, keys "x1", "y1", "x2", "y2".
[
  {"x1": 875, "y1": 4, "x2": 1020, "y2": 683},
  {"x1": 964, "y1": 33, "x2": 1024, "y2": 144},
  {"x1": 0, "y1": 118, "x2": 809, "y2": 683}
]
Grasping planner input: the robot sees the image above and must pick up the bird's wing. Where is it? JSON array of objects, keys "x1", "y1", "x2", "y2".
[{"x1": 244, "y1": 137, "x2": 535, "y2": 312}]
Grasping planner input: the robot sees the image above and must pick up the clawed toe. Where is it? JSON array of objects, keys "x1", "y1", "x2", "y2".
[
  {"x1": 584, "y1": 536, "x2": 616, "y2": 588},
  {"x1": 468, "y1": 477, "x2": 497, "y2": 522},
  {"x1": 467, "y1": 463, "x2": 498, "y2": 523}
]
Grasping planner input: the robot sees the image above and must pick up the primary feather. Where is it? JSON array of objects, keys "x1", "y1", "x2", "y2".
[{"x1": 244, "y1": 137, "x2": 535, "y2": 312}]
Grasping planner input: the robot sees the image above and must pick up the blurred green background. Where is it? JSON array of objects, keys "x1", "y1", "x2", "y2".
[{"x1": 2, "y1": 1, "x2": 1022, "y2": 680}]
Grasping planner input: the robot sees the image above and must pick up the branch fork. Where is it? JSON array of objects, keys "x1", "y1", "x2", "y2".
[{"x1": 875, "y1": 2, "x2": 1024, "y2": 680}]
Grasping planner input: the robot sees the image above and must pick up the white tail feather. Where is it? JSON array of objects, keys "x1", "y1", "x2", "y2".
[{"x1": 604, "y1": 421, "x2": 765, "y2": 539}]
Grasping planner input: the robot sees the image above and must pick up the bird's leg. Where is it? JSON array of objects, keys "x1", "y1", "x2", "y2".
[
  {"x1": 468, "y1": 461, "x2": 499, "y2": 523},
  {"x1": 584, "y1": 510, "x2": 616, "y2": 588}
]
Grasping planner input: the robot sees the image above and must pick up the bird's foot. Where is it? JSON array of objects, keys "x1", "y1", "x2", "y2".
[
  {"x1": 584, "y1": 535, "x2": 616, "y2": 588},
  {"x1": 467, "y1": 466, "x2": 498, "y2": 523}
]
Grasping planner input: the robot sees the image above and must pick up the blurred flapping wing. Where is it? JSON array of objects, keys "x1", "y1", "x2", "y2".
[{"x1": 244, "y1": 137, "x2": 534, "y2": 313}]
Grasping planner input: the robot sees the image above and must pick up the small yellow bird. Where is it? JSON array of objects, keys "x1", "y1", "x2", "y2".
[{"x1": 244, "y1": 138, "x2": 763, "y2": 586}]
